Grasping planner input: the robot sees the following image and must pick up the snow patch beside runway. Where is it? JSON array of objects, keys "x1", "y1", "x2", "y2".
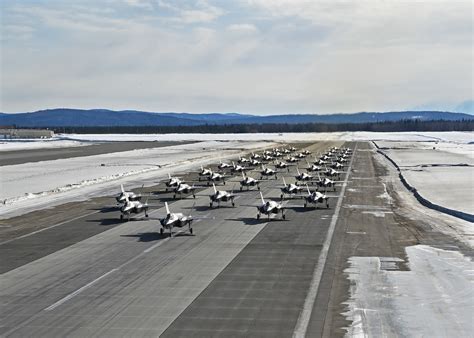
[
  {"x1": 343, "y1": 245, "x2": 474, "y2": 337},
  {"x1": 0, "y1": 139, "x2": 90, "y2": 152},
  {"x1": 0, "y1": 141, "x2": 272, "y2": 218}
]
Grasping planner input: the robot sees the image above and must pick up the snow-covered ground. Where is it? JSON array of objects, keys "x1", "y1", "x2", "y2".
[
  {"x1": 0, "y1": 139, "x2": 91, "y2": 152},
  {"x1": 343, "y1": 245, "x2": 474, "y2": 337},
  {"x1": 375, "y1": 141, "x2": 474, "y2": 216},
  {"x1": 1, "y1": 131, "x2": 471, "y2": 152},
  {"x1": 0, "y1": 140, "x2": 272, "y2": 218},
  {"x1": 60, "y1": 131, "x2": 473, "y2": 144}
]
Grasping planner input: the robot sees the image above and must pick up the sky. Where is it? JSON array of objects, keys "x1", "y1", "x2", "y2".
[{"x1": 1, "y1": 0, "x2": 473, "y2": 115}]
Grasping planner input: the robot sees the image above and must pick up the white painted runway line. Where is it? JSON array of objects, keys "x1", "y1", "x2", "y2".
[
  {"x1": 0, "y1": 209, "x2": 101, "y2": 246},
  {"x1": 44, "y1": 269, "x2": 118, "y2": 311},
  {"x1": 293, "y1": 143, "x2": 358, "y2": 338}
]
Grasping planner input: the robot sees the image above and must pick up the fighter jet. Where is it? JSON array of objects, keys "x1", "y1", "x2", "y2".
[
  {"x1": 302, "y1": 150, "x2": 311, "y2": 155},
  {"x1": 198, "y1": 166, "x2": 213, "y2": 181},
  {"x1": 159, "y1": 202, "x2": 193, "y2": 236},
  {"x1": 337, "y1": 156, "x2": 349, "y2": 163},
  {"x1": 316, "y1": 174, "x2": 336, "y2": 191},
  {"x1": 238, "y1": 156, "x2": 251, "y2": 164},
  {"x1": 295, "y1": 167, "x2": 313, "y2": 183},
  {"x1": 262, "y1": 154, "x2": 274, "y2": 162},
  {"x1": 296, "y1": 153, "x2": 306, "y2": 159},
  {"x1": 275, "y1": 160, "x2": 291, "y2": 172},
  {"x1": 260, "y1": 164, "x2": 278, "y2": 180},
  {"x1": 207, "y1": 171, "x2": 226, "y2": 185},
  {"x1": 331, "y1": 161, "x2": 344, "y2": 170},
  {"x1": 287, "y1": 156, "x2": 299, "y2": 163},
  {"x1": 257, "y1": 192, "x2": 286, "y2": 220},
  {"x1": 240, "y1": 172, "x2": 260, "y2": 191},
  {"x1": 165, "y1": 173, "x2": 182, "y2": 191},
  {"x1": 314, "y1": 158, "x2": 328, "y2": 166},
  {"x1": 231, "y1": 161, "x2": 248, "y2": 173},
  {"x1": 320, "y1": 155, "x2": 331, "y2": 161},
  {"x1": 280, "y1": 177, "x2": 303, "y2": 199},
  {"x1": 173, "y1": 183, "x2": 196, "y2": 199},
  {"x1": 303, "y1": 185, "x2": 329, "y2": 208},
  {"x1": 116, "y1": 184, "x2": 142, "y2": 204},
  {"x1": 251, "y1": 152, "x2": 261, "y2": 159},
  {"x1": 218, "y1": 160, "x2": 233, "y2": 170},
  {"x1": 272, "y1": 150, "x2": 283, "y2": 158},
  {"x1": 289, "y1": 146, "x2": 297, "y2": 152},
  {"x1": 120, "y1": 197, "x2": 149, "y2": 221},
  {"x1": 249, "y1": 158, "x2": 262, "y2": 166},
  {"x1": 305, "y1": 160, "x2": 322, "y2": 173},
  {"x1": 324, "y1": 168, "x2": 341, "y2": 179},
  {"x1": 209, "y1": 184, "x2": 235, "y2": 208},
  {"x1": 282, "y1": 148, "x2": 291, "y2": 154}
]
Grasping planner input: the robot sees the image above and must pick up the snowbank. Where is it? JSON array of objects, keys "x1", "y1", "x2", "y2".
[{"x1": 374, "y1": 140, "x2": 474, "y2": 221}]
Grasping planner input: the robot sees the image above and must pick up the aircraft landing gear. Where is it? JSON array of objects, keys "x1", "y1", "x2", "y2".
[
  {"x1": 120, "y1": 214, "x2": 124, "y2": 220},
  {"x1": 160, "y1": 228, "x2": 164, "y2": 235},
  {"x1": 257, "y1": 213, "x2": 261, "y2": 220}
]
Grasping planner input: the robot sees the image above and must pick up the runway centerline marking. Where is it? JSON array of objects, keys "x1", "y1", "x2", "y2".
[
  {"x1": 293, "y1": 143, "x2": 357, "y2": 338},
  {"x1": 44, "y1": 268, "x2": 118, "y2": 311}
]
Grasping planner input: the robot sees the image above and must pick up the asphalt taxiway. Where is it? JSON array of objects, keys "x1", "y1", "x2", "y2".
[
  {"x1": 1, "y1": 141, "x2": 468, "y2": 337},
  {"x1": 0, "y1": 141, "x2": 193, "y2": 166}
]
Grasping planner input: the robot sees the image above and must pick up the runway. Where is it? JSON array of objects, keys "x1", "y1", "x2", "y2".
[
  {"x1": 0, "y1": 141, "x2": 467, "y2": 337},
  {"x1": 0, "y1": 141, "x2": 193, "y2": 166}
]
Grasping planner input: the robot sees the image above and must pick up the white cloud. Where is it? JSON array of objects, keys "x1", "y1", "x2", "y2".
[
  {"x1": 123, "y1": 0, "x2": 154, "y2": 10},
  {"x1": 227, "y1": 23, "x2": 258, "y2": 34},
  {"x1": 0, "y1": 1, "x2": 472, "y2": 114},
  {"x1": 158, "y1": 0, "x2": 224, "y2": 23}
]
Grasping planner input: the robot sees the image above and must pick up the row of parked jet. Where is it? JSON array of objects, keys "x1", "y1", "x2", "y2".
[{"x1": 115, "y1": 146, "x2": 353, "y2": 236}]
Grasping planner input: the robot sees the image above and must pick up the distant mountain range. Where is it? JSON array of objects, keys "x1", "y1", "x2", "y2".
[{"x1": 0, "y1": 109, "x2": 472, "y2": 127}]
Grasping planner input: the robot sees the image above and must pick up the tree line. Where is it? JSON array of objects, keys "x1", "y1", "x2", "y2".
[{"x1": 32, "y1": 119, "x2": 474, "y2": 134}]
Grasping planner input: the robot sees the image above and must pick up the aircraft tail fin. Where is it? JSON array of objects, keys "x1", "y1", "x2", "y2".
[
  {"x1": 120, "y1": 184, "x2": 125, "y2": 193},
  {"x1": 165, "y1": 202, "x2": 170, "y2": 215},
  {"x1": 168, "y1": 173, "x2": 171, "y2": 179},
  {"x1": 260, "y1": 191, "x2": 265, "y2": 205},
  {"x1": 212, "y1": 183, "x2": 217, "y2": 194},
  {"x1": 283, "y1": 177, "x2": 287, "y2": 187},
  {"x1": 306, "y1": 184, "x2": 311, "y2": 195}
]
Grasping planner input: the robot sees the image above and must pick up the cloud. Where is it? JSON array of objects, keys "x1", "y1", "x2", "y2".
[
  {"x1": 0, "y1": 1, "x2": 472, "y2": 114},
  {"x1": 123, "y1": 0, "x2": 154, "y2": 10},
  {"x1": 158, "y1": 0, "x2": 224, "y2": 23}
]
